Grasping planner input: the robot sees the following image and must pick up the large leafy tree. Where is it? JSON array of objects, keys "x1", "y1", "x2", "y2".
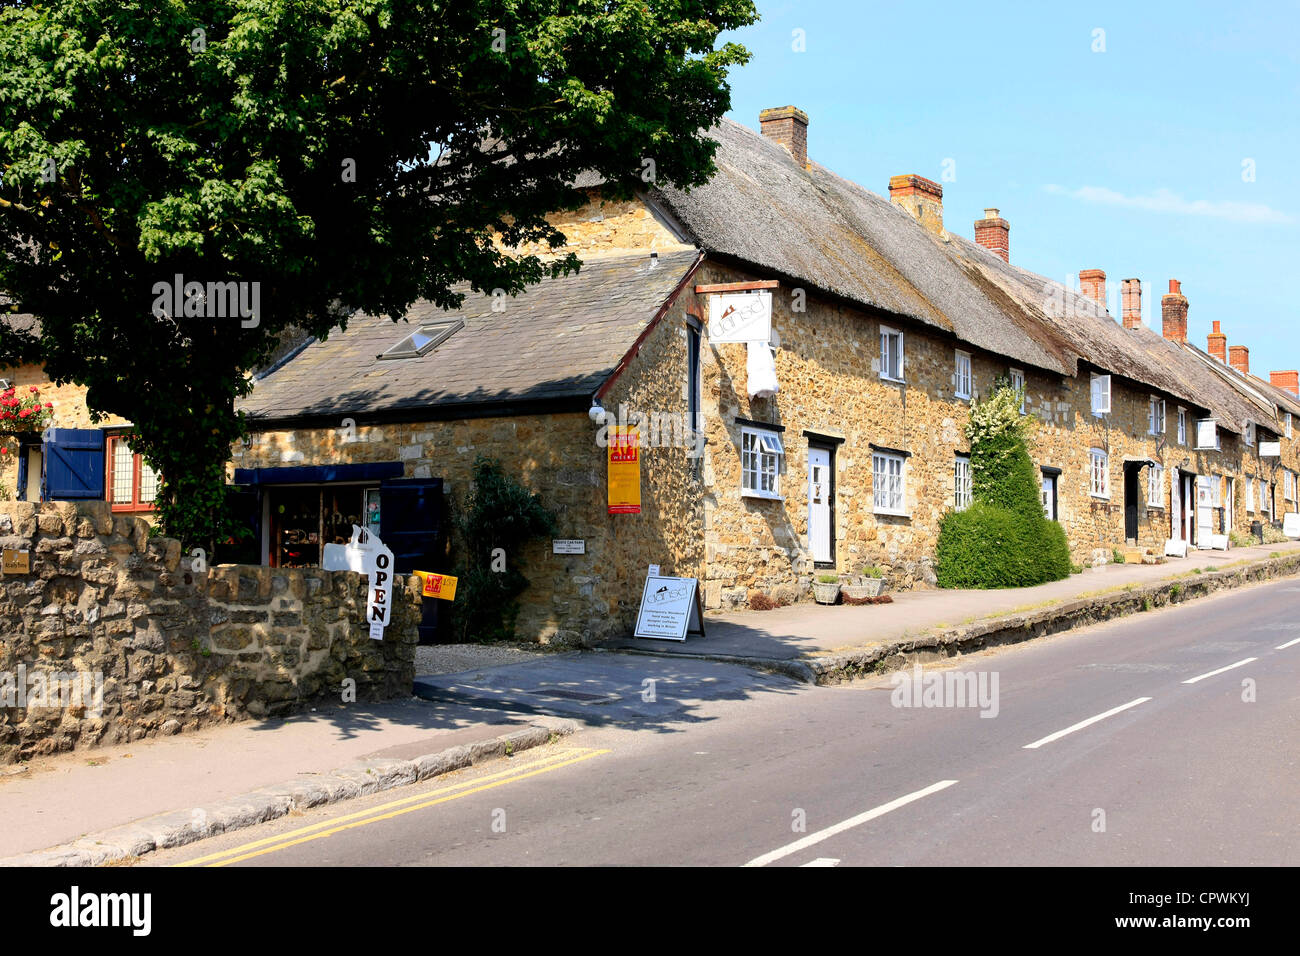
[{"x1": 0, "y1": 0, "x2": 755, "y2": 546}]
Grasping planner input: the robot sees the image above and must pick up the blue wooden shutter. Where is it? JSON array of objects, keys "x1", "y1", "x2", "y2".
[{"x1": 42, "y1": 428, "x2": 105, "y2": 500}]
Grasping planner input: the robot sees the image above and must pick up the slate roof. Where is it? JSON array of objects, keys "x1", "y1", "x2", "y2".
[{"x1": 237, "y1": 249, "x2": 700, "y2": 424}]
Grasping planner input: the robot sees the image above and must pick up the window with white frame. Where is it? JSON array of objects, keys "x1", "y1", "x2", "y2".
[
  {"x1": 880, "y1": 326, "x2": 904, "y2": 381},
  {"x1": 1196, "y1": 419, "x2": 1220, "y2": 450},
  {"x1": 1211, "y1": 475, "x2": 1222, "y2": 508},
  {"x1": 1148, "y1": 396, "x2": 1166, "y2": 436},
  {"x1": 954, "y1": 455, "x2": 972, "y2": 511},
  {"x1": 1178, "y1": 407, "x2": 1187, "y2": 445},
  {"x1": 1260, "y1": 480, "x2": 1269, "y2": 515},
  {"x1": 1287, "y1": 413, "x2": 1293, "y2": 439},
  {"x1": 1009, "y1": 368, "x2": 1026, "y2": 414},
  {"x1": 1285, "y1": 470, "x2": 1294, "y2": 501},
  {"x1": 1246, "y1": 476, "x2": 1255, "y2": 511},
  {"x1": 1090, "y1": 374, "x2": 1111, "y2": 416},
  {"x1": 1147, "y1": 464, "x2": 1164, "y2": 507},
  {"x1": 954, "y1": 351, "x2": 972, "y2": 400},
  {"x1": 1089, "y1": 448, "x2": 1109, "y2": 498},
  {"x1": 740, "y1": 426, "x2": 784, "y2": 499},
  {"x1": 1244, "y1": 421, "x2": 1255, "y2": 446},
  {"x1": 873, "y1": 452, "x2": 906, "y2": 515}
]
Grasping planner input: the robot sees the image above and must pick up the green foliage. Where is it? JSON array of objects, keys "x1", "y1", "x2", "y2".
[
  {"x1": 936, "y1": 379, "x2": 1072, "y2": 589},
  {"x1": 817, "y1": 574, "x2": 840, "y2": 584},
  {"x1": 858, "y1": 564, "x2": 884, "y2": 579},
  {"x1": 0, "y1": 1, "x2": 756, "y2": 546},
  {"x1": 1229, "y1": 528, "x2": 1255, "y2": 548},
  {"x1": 1112, "y1": 548, "x2": 1126, "y2": 564},
  {"x1": 451, "y1": 457, "x2": 556, "y2": 643}
]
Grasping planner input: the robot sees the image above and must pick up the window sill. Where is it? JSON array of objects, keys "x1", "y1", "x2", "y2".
[
  {"x1": 741, "y1": 491, "x2": 784, "y2": 502},
  {"x1": 1090, "y1": 493, "x2": 1110, "y2": 501},
  {"x1": 111, "y1": 503, "x2": 157, "y2": 514},
  {"x1": 873, "y1": 508, "x2": 911, "y2": 518},
  {"x1": 880, "y1": 376, "x2": 906, "y2": 385}
]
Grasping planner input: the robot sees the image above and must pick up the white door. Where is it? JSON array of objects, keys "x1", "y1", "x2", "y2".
[
  {"x1": 1225, "y1": 478, "x2": 1234, "y2": 533},
  {"x1": 1196, "y1": 476, "x2": 1214, "y2": 548},
  {"x1": 808, "y1": 448, "x2": 832, "y2": 564},
  {"x1": 1040, "y1": 474, "x2": 1057, "y2": 520}
]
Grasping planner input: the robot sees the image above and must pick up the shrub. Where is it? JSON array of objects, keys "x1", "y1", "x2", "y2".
[
  {"x1": 1262, "y1": 523, "x2": 1288, "y2": 544},
  {"x1": 1112, "y1": 548, "x2": 1126, "y2": 564},
  {"x1": 858, "y1": 564, "x2": 885, "y2": 579},
  {"x1": 935, "y1": 380, "x2": 1071, "y2": 589},
  {"x1": 748, "y1": 590, "x2": 781, "y2": 611},
  {"x1": 1229, "y1": 528, "x2": 1254, "y2": 548},
  {"x1": 450, "y1": 457, "x2": 556, "y2": 643},
  {"x1": 817, "y1": 574, "x2": 840, "y2": 584}
]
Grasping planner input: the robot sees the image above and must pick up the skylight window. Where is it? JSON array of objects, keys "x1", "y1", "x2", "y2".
[{"x1": 377, "y1": 319, "x2": 463, "y2": 360}]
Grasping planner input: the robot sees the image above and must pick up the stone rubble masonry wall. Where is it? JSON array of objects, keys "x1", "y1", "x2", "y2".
[{"x1": 0, "y1": 500, "x2": 417, "y2": 764}]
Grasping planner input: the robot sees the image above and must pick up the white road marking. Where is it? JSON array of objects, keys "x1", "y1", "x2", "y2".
[
  {"x1": 1276, "y1": 637, "x2": 1300, "y2": 650},
  {"x1": 743, "y1": 780, "x2": 958, "y2": 868},
  {"x1": 1182, "y1": 657, "x2": 1258, "y2": 684},
  {"x1": 1022, "y1": 697, "x2": 1152, "y2": 750},
  {"x1": 800, "y1": 858, "x2": 841, "y2": 867}
]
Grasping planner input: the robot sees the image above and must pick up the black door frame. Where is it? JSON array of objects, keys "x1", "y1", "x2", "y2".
[{"x1": 1123, "y1": 461, "x2": 1141, "y2": 542}]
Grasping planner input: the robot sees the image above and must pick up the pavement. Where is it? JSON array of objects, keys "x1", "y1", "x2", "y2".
[
  {"x1": 608, "y1": 539, "x2": 1300, "y2": 662},
  {"x1": 4, "y1": 537, "x2": 1298, "y2": 865}
]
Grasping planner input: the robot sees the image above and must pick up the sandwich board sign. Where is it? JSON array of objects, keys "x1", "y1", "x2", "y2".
[{"x1": 634, "y1": 574, "x2": 705, "y2": 641}]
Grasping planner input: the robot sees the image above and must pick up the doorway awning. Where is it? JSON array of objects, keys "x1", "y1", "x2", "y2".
[{"x1": 233, "y1": 462, "x2": 404, "y2": 485}]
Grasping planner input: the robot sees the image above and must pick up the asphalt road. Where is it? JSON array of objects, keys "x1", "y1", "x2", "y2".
[{"x1": 151, "y1": 577, "x2": 1300, "y2": 867}]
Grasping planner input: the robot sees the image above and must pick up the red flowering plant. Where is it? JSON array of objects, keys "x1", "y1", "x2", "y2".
[{"x1": 0, "y1": 386, "x2": 55, "y2": 454}]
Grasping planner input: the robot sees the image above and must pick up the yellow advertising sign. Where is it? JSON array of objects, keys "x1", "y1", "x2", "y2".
[
  {"x1": 607, "y1": 426, "x2": 641, "y2": 514},
  {"x1": 415, "y1": 570, "x2": 459, "y2": 601}
]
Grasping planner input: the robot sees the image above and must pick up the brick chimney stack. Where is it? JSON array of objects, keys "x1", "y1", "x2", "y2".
[
  {"x1": 1229, "y1": 345, "x2": 1250, "y2": 375},
  {"x1": 759, "y1": 106, "x2": 809, "y2": 169},
  {"x1": 889, "y1": 174, "x2": 944, "y2": 237},
  {"x1": 1207, "y1": 321, "x2": 1227, "y2": 363},
  {"x1": 1161, "y1": 279, "x2": 1188, "y2": 343},
  {"x1": 1270, "y1": 370, "x2": 1299, "y2": 395},
  {"x1": 1121, "y1": 278, "x2": 1142, "y2": 329},
  {"x1": 974, "y1": 208, "x2": 1009, "y2": 262},
  {"x1": 1079, "y1": 269, "x2": 1107, "y2": 308}
]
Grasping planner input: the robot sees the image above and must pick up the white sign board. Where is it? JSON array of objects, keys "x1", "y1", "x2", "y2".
[
  {"x1": 634, "y1": 575, "x2": 704, "y2": 642},
  {"x1": 1260, "y1": 440, "x2": 1281, "y2": 458},
  {"x1": 348, "y1": 526, "x2": 395, "y2": 642},
  {"x1": 708, "y1": 291, "x2": 772, "y2": 344},
  {"x1": 1284, "y1": 512, "x2": 1300, "y2": 539},
  {"x1": 552, "y1": 539, "x2": 586, "y2": 555}
]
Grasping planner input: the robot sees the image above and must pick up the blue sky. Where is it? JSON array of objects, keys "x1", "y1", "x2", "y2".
[{"x1": 719, "y1": 1, "x2": 1300, "y2": 374}]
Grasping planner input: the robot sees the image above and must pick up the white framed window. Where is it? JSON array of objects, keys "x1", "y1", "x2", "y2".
[
  {"x1": 1089, "y1": 448, "x2": 1109, "y2": 498},
  {"x1": 880, "y1": 325, "x2": 904, "y2": 382},
  {"x1": 1246, "y1": 476, "x2": 1255, "y2": 512},
  {"x1": 1148, "y1": 396, "x2": 1166, "y2": 436},
  {"x1": 1285, "y1": 470, "x2": 1294, "y2": 502},
  {"x1": 954, "y1": 455, "x2": 972, "y2": 511},
  {"x1": 954, "y1": 350, "x2": 972, "y2": 400},
  {"x1": 1211, "y1": 475, "x2": 1222, "y2": 508},
  {"x1": 1196, "y1": 419, "x2": 1219, "y2": 450},
  {"x1": 1010, "y1": 368, "x2": 1026, "y2": 414},
  {"x1": 1178, "y1": 407, "x2": 1187, "y2": 445},
  {"x1": 873, "y1": 452, "x2": 906, "y2": 515},
  {"x1": 1287, "y1": 413, "x2": 1293, "y2": 439},
  {"x1": 1244, "y1": 422, "x2": 1255, "y2": 446},
  {"x1": 740, "y1": 426, "x2": 784, "y2": 499},
  {"x1": 1090, "y1": 374, "x2": 1111, "y2": 416},
  {"x1": 1260, "y1": 480, "x2": 1269, "y2": 516},
  {"x1": 1147, "y1": 464, "x2": 1164, "y2": 507}
]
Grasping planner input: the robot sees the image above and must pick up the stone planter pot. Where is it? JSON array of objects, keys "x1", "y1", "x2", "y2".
[
  {"x1": 812, "y1": 581, "x2": 841, "y2": 605},
  {"x1": 841, "y1": 578, "x2": 885, "y2": 600}
]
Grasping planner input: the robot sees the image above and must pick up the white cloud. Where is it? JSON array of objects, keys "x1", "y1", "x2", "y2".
[{"x1": 1043, "y1": 184, "x2": 1292, "y2": 224}]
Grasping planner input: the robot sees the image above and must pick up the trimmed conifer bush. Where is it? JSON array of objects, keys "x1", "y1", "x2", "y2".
[{"x1": 936, "y1": 379, "x2": 1072, "y2": 589}]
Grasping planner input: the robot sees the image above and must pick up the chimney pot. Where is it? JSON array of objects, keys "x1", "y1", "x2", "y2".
[
  {"x1": 1270, "y1": 370, "x2": 1299, "y2": 395},
  {"x1": 974, "y1": 208, "x2": 1009, "y2": 261},
  {"x1": 1207, "y1": 320, "x2": 1227, "y2": 363},
  {"x1": 1161, "y1": 278, "x2": 1188, "y2": 343},
  {"x1": 759, "y1": 106, "x2": 809, "y2": 169},
  {"x1": 1228, "y1": 344, "x2": 1250, "y2": 375},
  {"x1": 890, "y1": 174, "x2": 945, "y2": 237},
  {"x1": 1079, "y1": 270, "x2": 1107, "y2": 309},
  {"x1": 1121, "y1": 278, "x2": 1142, "y2": 330}
]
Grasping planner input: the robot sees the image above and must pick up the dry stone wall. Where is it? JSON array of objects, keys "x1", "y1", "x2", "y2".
[{"x1": 0, "y1": 501, "x2": 417, "y2": 763}]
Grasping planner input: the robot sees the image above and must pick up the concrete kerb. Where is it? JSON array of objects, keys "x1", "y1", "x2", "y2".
[
  {"x1": 0, "y1": 717, "x2": 578, "y2": 868},
  {"x1": 809, "y1": 550, "x2": 1300, "y2": 684},
  {"x1": 608, "y1": 550, "x2": 1300, "y2": 686}
]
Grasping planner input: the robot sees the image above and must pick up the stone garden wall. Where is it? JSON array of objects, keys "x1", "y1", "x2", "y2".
[{"x1": 0, "y1": 500, "x2": 419, "y2": 763}]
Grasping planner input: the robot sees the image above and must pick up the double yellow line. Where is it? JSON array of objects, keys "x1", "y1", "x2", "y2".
[{"x1": 176, "y1": 746, "x2": 609, "y2": 867}]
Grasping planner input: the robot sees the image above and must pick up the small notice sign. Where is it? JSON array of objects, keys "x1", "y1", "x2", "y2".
[
  {"x1": 552, "y1": 539, "x2": 586, "y2": 555},
  {"x1": 634, "y1": 574, "x2": 705, "y2": 642},
  {"x1": 2, "y1": 550, "x2": 30, "y2": 575},
  {"x1": 416, "y1": 571, "x2": 459, "y2": 601}
]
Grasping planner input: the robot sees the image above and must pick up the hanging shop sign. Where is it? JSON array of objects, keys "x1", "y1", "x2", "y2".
[
  {"x1": 356, "y1": 528, "x2": 395, "y2": 641},
  {"x1": 633, "y1": 573, "x2": 705, "y2": 642},
  {"x1": 1260, "y1": 440, "x2": 1281, "y2": 458},
  {"x1": 707, "y1": 291, "x2": 772, "y2": 344},
  {"x1": 608, "y1": 426, "x2": 641, "y2": 514},
  {"x1": 415, "y1": 570, "x2": 459, "y2": 601}
]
